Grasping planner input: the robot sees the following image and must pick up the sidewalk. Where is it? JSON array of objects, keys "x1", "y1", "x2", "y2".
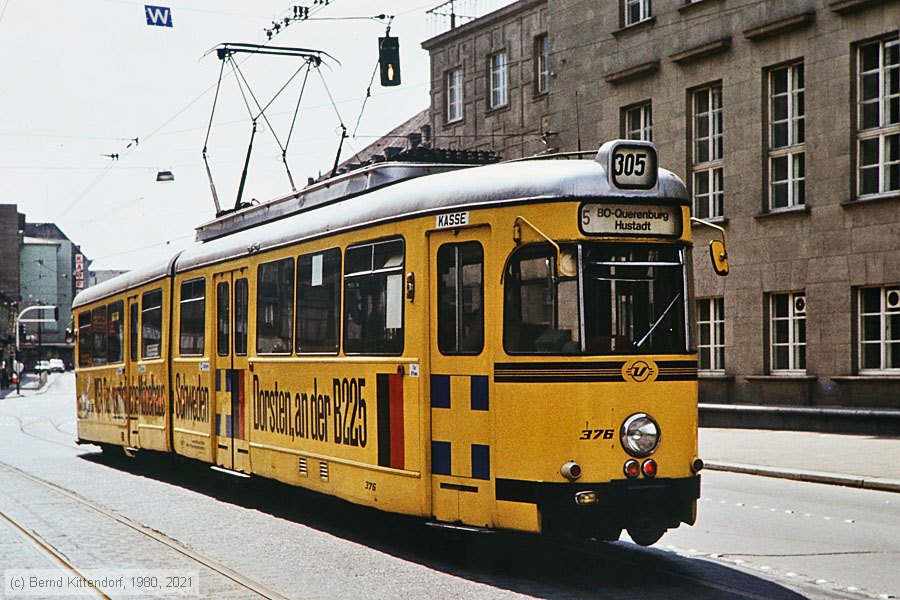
[
  {"x1": 700, "y1": 427, "x2": 900, "y2": 493},
  {"x1": 0, "y1": 372, "x2": 51, "y2": 400}
]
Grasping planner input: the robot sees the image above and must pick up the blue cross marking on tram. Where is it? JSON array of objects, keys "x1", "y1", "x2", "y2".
[{"x1": 145, "y1": 5, "x2": 173, "y2": 27}]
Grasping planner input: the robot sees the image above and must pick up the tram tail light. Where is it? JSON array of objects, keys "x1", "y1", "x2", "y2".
[
  {"x1": 642, "y1": 459, "x2": 658, "y2": 478},
  {"x1": 624, "y1": 460, "x2": 640, "y2": 478},
  {"x1": 691, "y1": 457, "x2": 704, "y2": 474}
]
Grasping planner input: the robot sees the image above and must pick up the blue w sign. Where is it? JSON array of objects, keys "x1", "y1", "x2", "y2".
[{"x1": 145, "y1": 5, "x2": 173, "y2": 27}]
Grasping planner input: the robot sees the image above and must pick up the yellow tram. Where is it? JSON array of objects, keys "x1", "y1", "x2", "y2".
[{"x1": 74, "y1": 140, "x2": 727, "y2": 546}]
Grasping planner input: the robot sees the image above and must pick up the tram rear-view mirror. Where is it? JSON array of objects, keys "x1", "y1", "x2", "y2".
[{"x1": 709, "y1": 240, "x2": 729, "y2": 276}]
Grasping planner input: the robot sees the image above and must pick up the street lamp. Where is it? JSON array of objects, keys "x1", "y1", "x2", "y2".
[{"x1": 13, "y1": 305, "x2": 57, "y2": 394}]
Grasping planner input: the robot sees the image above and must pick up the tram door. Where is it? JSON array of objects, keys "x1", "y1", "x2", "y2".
[
  {"x1": 125, "y1": 295, "x2": 140, "y2": 449},
  {"x1": 428, "y1": 227, "x2": 494, "y2": 527},
  {"x1": 212, "y1": 270, "x2": 251, "y2": 473}
]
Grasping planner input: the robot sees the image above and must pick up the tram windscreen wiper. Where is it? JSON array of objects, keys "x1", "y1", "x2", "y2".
[{"x1": 635, "y1": 293, "x2": 682, "y2": 349}]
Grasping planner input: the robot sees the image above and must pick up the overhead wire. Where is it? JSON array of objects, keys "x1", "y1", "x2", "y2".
[{"x1": 53, "y1": 0, "x2": 345, "y2": 222}]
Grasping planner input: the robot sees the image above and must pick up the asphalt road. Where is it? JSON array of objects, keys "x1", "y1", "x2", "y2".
[{"x1": 1, "y1": 373, "x2": 892, "y2": 599}]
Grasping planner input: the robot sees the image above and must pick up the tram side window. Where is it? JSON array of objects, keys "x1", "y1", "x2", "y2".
[
  {"x1": 504, "y1": 245, "x2": 580, "y2": 354},
  {"x1": 179, "y1": 278, "x2": 206, "y2": 356},
  {"x1": 90, "y1": 306, "x2": 109, "y2": 366},
  {"x1": 142, "y1": 289, "x2": 163, "y2": 359},
  {"x1": 235, "y1": 278, "x2": 248, "y2": 356},
  {"x1": 77, "y1": 311, "x2": 93, "y2": 368},
  {"x1": 107, "y1": 301, "x2": 124, "y2": 364},
  {"x1": 217, "y1": 281, "x2": 229, "y2": 357},
  {"x1": 296, "y1": 248, "x2": 341, "y2": 353},
  {"x1": 344, "y1": 239, "x2": 404, "y2": 355},
  {"x1": 129, "y1": 303, "x2": 138, "y2": 361},
  {"x1": 438, "y1": 242, "x2": 484, "y2": 354},
  {"x1": 257, "y1": 258, "x2": 294, "y2": 354}
]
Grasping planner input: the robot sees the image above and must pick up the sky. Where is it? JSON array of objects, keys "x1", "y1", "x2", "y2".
[{"x1": 0, "y1": 0, "x2": 492, "y2": 271}]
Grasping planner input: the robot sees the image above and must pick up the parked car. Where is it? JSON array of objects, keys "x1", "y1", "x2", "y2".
[
  {"x1": 48, "y1": 359, "x2": 65, "y2": 373},
  {"x1": 34, "y1": 360, "x2": 51, "y2": 372}
]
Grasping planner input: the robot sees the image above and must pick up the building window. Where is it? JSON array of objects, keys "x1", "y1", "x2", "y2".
[
  {"x1": 437, "y1": 242, "x2": 484, "y2": 355},
  {"x1": 257, "y1": 258, "x2": 294, "y2": 355},
  {"x1": 624, "y1": 102, "x2": 652, "y2": 141},
  {"x1": 623, "y1": 0, "x2": 651, "y2": 27},
  {"x1": 857, "y1": 37, "x2": 899, "y2": 198},
  {"x1": 446, "y1": 68, "x2": 463, "y2": 123},
  {"x1": 296, "y1": 248, "x2": 341, "y2": 354},
  {"x1": 770, "y1": 291, "x2": 806, "y2": 373},
  {"x1": 692, "y1": 84, "x2": 724, "y2": 219},
  {"x1": 697, "y1": 298, "x2": 724, "y2": 372},
  {"x1": 859, "y1": 286, "x2": 900, "y2": 372},
  {"x1": 344, "y1": 239, "x2": 404, "y2": 355},
  {"x1": 489, "y1": 52, "x2": 508, "y2": 109},
  {"x1": 535, "y1": 34, "x2": 549, "y2": 94},
  {"x1": 179, "y1": 278, "x2": 206, "y2": 356},
  {"x1": 768, "y1": 62, "x2": 805, "y2": 210}
]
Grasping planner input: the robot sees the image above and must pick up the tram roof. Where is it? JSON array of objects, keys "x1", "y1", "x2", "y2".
[{"x1": 74, "y1": 156, "x2": 687, "y2": 308}]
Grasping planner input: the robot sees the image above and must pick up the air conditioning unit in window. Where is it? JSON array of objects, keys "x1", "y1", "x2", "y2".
[
  {"x1": 794, "y1": 295, "x2": 806, "y2": 314},
  {"x1": 887, "y1": 289, "x2": 900, "y2": 310}
]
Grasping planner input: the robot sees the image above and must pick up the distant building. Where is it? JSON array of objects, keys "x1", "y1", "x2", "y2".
[
  {"x1": 90, "y1": 269, "x2": 128, "y2": 286},
  {"x1": 0, "y1": 205, "x2": 25, "y2": 366},
  {"x1": 422, "y1": 0, "x2": 900, "y2": 409},
  {"x1": 324, "y1": 109, "x2": 432, "y2": 179},
  {"x1": 19, "y1": 223, "x2": 87, "y2": 366}
]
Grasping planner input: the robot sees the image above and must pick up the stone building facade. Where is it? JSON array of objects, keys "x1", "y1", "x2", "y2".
[
  {"x1": 423, "y1": 0, "x2": 552, "y2": 158},
  {"x1": 422, "y1": 0, "x2": 900, "y2": 408}
]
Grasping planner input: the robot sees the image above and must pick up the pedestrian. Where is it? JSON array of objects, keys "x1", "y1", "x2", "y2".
[{"x1": 0, "y1": 360, "x2": 8, "y2": 389}]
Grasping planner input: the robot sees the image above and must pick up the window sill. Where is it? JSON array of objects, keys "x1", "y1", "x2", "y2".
[
  {"x1": 604, "y1": 60, "x2": 661, "y2": 85},
  {"x1": 612, "y1": 16, "x2": 656, "y2": 37},
  {"x1": 691, "y1": 216, "x2": 728, "y2": 227},
  {"x1": 532, "y1": 90, "x2": 549, "y2": 101},
  {"x1": 678, "y1": 0, "x2": 722, "y2": 14},
  {"x1": 831, "y1": 375, "x2": 900, "y2": 382},
  {"x1": 743, "y1": 11, "x2": 815, "y2": 41},
  {"x1": 485, "y1": 104, "x2": 510, "y2": 116},
  {"x1": 754, "y1": 205, "x2": 810, "y2": 220},
  {"x1": 443, "y1": 117, "x2": 465, "y2": 128},
  {"x1": 745, "y1": 374, "x2": 817, "y2": 381},
  {"x1": 841, "y1": 192, "x2": 900, "y2": 207},
  {"x1": 830, "y1": 0, "x2": 891, "y2": 14},
  {"x1": 670, "y1": 37, "x2": 732, "y2": 65},
  {"x1": 699, "y1": 372, "x2": 733, "y2": 380}
]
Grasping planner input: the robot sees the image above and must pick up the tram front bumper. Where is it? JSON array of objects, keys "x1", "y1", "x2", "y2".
[{"x1": 496, "y1": 475, "x2": 700, "y2": 538}]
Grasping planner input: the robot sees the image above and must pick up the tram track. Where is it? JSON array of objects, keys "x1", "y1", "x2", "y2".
[
  {"x1": 0, "y1": 508, "x2": 111, "y2": 599},
  {"x1": 0, "y1": 461, "x2": 292, "y2": 600}
]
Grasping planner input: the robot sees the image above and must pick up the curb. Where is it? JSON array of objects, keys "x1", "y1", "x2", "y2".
[
  {"x1": 0, "y1": 374, "x2": 54, "y2": 400},
  {"x1": 704, "y1": 461, "x2": 900, "y2": 494}
]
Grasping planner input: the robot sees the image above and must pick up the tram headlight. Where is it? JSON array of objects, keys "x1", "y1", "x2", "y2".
[{"x1": 620, "y1": 413, "x2": 660, "y2": 458}]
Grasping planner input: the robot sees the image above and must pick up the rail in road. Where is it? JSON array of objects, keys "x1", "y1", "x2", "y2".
[{"x1": 0, "y1": 461, "x2": 291, "y2": 599}]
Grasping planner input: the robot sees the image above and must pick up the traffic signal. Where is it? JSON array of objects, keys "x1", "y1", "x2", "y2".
[{"x1": 379, "y1": 36, "x2": 401, "y2": 87}]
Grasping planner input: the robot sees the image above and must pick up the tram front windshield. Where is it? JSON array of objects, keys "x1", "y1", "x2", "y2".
[{"x1": 504, "y1": 243, "x2": 688, "y2": 355}]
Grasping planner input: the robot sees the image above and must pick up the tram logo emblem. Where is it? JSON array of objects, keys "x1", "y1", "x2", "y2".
[{"x1": 623, "y1": 359, "x2": 657, "y2": 383}]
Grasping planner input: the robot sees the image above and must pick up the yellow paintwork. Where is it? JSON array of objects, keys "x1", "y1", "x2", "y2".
[{"x1": 76, "y1": 193, "x2": 699, "y2": 535}]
